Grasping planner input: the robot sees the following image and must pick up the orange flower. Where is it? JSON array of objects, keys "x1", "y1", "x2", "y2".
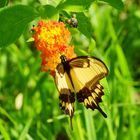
[{"x1": 32, "y1": 20, "x2": 76, "y2": 75}]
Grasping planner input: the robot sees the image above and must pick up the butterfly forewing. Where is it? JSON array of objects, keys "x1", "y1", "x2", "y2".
[
  {"x1": 69, "y1": 57, "x2": 108, "y2": 92},
  {"x1": 69, "y1": 56, "x2": 108, "y2": 117}
]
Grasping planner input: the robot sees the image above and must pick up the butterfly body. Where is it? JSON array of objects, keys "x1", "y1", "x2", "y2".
[{"x1": 55, "y1": 55, "x2": 108, "y2": 128}]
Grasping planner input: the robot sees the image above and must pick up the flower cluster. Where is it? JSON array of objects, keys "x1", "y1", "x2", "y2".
[{"x1": 32, "y1": 20, "x2": 76, "y2": 75}]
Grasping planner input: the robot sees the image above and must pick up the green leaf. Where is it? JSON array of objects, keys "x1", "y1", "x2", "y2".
[
  {"x1": 0, "y1": 119, "x2": 10, "y2": 140},
  {"x1": 18, "y1": 118, "x2": 32, "y2": 140},
  {"x1": 76, "y1": 12, "x2": 93, "y2": 39},
  {"x1": 100, "y1": 0, "x2": 124, "y2": 10},
  {"x1": 0, "y1": 107, "x2": 17, "y2": 126},
  {"x1": 57, "y1": 0, "x2": 94, "y2": 12},
  {"x1": 39, "y1": 5, "x2": 59, "y2": 20},
  {"x1": 84, "y1": 110, "x2": 97, "y2": 140},
  {"x1": 0, "y1": 0, "x2": 8, "y2": 8},
  {"x1": 0, "y1": 5, "x2": 39, "y2": 48}
]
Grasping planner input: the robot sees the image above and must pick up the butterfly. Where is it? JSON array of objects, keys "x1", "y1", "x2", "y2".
[{"x1": 54, "y1": 55, "x2": 108, "y2": 129}]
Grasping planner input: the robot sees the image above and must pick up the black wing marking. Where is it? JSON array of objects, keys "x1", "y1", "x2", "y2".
[{"x1": 77, "y1": 82, "x2": 107, "y2": 118}]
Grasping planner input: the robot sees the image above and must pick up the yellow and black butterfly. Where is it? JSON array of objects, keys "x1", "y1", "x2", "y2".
[{"x1": 55, "y1": 55, "x2": 108, "y2": 129}]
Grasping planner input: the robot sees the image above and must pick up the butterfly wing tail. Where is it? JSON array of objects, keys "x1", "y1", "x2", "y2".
[
  {"x1": 70, "y1": 115, "x2": 73, "y2": 130},
  {"x1": 97, "y1": 105, "x2": 107, "y2": 118}
]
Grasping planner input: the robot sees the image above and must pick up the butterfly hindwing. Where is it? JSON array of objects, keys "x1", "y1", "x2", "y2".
[
  {"x1": 55, "y1": 63, "x2": 75, "y2": 118},
  {"x1": 77, "y1": 82, "x2": 107, "y2": 117},
  {"x1": 69, "y1": 56, "x2": 108, "y2": 117}
]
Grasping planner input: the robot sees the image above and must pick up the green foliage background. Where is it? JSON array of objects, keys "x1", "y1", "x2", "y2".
[{"x1": 0, "y1": 0, "x2": 140, "y2": 140}]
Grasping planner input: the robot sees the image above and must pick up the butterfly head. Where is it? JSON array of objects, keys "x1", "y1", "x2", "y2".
[{"x1": 60, "y1": 55, "x2": 67, "y2": 63}]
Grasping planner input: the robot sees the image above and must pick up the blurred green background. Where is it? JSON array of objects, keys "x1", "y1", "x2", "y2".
[{"x1": 0, "y1": 0, "x2": 140, "y2": 140}]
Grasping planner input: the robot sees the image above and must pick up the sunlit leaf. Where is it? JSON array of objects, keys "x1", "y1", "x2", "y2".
[
  {"x1": 57, "y1": 0, "x2": 94, "y2": 12},
  {"x1": 100, "y1": 0, "x2": 124, "y2": 10}
]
